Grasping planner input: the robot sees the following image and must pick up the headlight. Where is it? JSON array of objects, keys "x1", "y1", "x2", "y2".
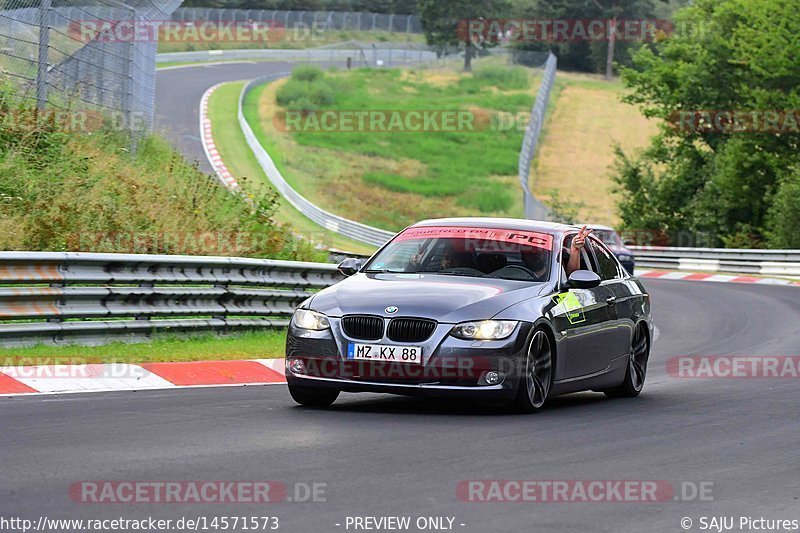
[
  {"x1": 617, "y1": 254, "x2": 633, "y2": 262},
  {"x1": 450, "y1": 320, "x2": 518, "y2": 340},
  {"x1": 292, "y1": 309, "x2": 330, "y2": 330}
]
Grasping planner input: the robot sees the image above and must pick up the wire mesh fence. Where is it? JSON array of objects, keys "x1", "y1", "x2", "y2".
[
  {"x1": 0, "y1": 0, "x2": 182, "y2": 141},
  {"x1": 169, "y1": 8, "x2": 422, "y2": 34},
  {"x1": 518, "y1": 51, "x2": 557, "y2": 220}
]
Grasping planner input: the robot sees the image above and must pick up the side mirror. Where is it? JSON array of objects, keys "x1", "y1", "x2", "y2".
[
  {"x1": 623, "y1": 240, "x2": 635, "y2": 247},
  {"x1": 337, "y1": 257, "x2": 362, "y2": 276},
  {"x1": 567, "y1": 270, "x2": 601, "y2": 289}
]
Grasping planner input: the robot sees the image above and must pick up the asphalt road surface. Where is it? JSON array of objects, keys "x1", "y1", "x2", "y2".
[
  {"x1": 2, "y1": 280, "x2": 799, "y2": 533},
  {"x1": 154, "y1": 61, "x2": 336, "y2": 174}
]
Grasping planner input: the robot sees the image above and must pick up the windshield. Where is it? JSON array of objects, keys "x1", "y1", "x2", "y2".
[
  {"x1": 365, "y1": 226, "x2": 554, "y2": 282},
  {"x1": 594, "y1": 229, "x2": 622, "y2": 247}
]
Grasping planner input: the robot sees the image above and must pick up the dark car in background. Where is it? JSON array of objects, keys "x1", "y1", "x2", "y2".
[
  {"x1": 286, "y1": 218, "x2": 652, "y2": 413},
  {"x1": 585, "y1": 224, "x2": 635, "y2": 275}
]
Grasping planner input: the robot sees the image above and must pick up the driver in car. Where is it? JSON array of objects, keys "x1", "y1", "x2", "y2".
[
  {"x1": 407, "y1": 242, "x2": 471, "y2": 271},
  {"x1": 521, "y1": 225, "x2": 592, "y2": 280}
]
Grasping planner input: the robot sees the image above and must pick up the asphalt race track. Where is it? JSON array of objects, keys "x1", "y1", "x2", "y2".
[
  {"x1": 3, "y1": 64, "x2": 793, "y2": 532},
  {"x1": 153, "y1": 61, "x2": 334, "y2": 174},
  {"x1": 2, "y1": 280, "x2": 799, "y2": 532}
]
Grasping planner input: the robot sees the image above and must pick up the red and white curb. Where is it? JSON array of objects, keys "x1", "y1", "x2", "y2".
[
  {"x1": 0, "y1": 358, "x2": 287, "y2": 397},
  {"x1": 200, "y1": 83, "x2": 241, "y2": 192},
  {"x1": 637, "y1": 269, "x2": 800, "y2": 287}
]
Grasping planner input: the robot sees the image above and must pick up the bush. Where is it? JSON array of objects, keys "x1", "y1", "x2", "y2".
[
  {"x1": 275, "y1": 69, "x2": 336, "y2": 111},
  {"x1": 291, "y1": 65, "x2": 324, "y2": 83},
  {"x1": 766, "y1": 171, "x2": 800, "y2": 249}
]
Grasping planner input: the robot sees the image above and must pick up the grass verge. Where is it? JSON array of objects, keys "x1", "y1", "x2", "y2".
[
  {"x1": 533, "y1": 71, "x2": 658, "y2": 226},
  {"x1": 246, "y1": 61, "x2": 540, "y2": 231},
  {"x1": 206, "y1": 81, "x2": 377, "y2": 255},
  {"x1": 245, "y1": 62, "x2": 657, "y2": 230},
  {"x1": 0, "y1": 330, "x2": 287, "y2": 365}
]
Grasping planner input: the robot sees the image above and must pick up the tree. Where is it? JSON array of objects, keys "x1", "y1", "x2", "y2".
[
  {"x1": 417, "y1": 0, "x2": 511, "y2": 71},
  {"x1": 510, "y1": 0, "x2": 677, "y2": 76},
  {"x1": 612, "y1": 0, "x2": 800, "y2": 248}
]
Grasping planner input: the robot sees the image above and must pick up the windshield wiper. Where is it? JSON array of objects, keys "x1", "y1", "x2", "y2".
[{"x1": 435, "y1": 270, "x2": 486, "y2": 278}]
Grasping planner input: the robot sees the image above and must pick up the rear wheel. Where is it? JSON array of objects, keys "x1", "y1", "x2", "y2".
[
  {"x1": 512, "y1": 329, "x2": 553, "y2": 413},
  {"x1": 605, "y1": 323, "x2": 649, "y2": 398},
  {"x1": 288, "y1": 384, "x2": 340, "y2": 407}
]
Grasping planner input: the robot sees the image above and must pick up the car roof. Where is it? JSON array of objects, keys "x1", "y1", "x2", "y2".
[
  {"x1": 579, "y1": 223, "x2": 616, "y2": 232},
  {"x1": 411, "y1": 217, "x2": 574, "y2": 234}
]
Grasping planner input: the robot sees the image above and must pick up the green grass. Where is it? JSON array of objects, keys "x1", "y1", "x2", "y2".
[
  {"x1": 0, "y1": 78, "x2": 323, "y2": 260},
  {"x1": 244, "y1": 62, "x2": 658, "y2": 230},
  {"x1": 242, "y1": 61, "x2": 540, "y2": 231},
  {"x1": 0, "y1": 330, "x2": 287, "y2": 365},
  {"x1": 206, "y1": 81, "x2": 377, "y2": 255},
  {"x1": 286, "y1": 67, "x2": 532, "y2": 203}
]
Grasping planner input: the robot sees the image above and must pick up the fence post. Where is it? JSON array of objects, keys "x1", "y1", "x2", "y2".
[
  {"x1": 122, "y1": 6, "x2": 136, "y2": 147},
  {"x1": 36, "y1": 0, "x2": 51, "y2": 111}
]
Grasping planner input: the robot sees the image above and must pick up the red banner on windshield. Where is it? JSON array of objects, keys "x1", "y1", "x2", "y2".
[{"x1": 394, "y1": 226, "x2": 553, "y2": 250}]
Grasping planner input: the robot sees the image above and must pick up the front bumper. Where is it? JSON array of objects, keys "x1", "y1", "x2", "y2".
[{"x1": 285, "y1": 320, "x2": 534, "y2": 400}]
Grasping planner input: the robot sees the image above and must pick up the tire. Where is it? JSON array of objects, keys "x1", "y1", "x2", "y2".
[
  {"x1": 605, "y1": 323, "x2": 649, "y2": 398},
  {"x1": 511, "y1": 328, "x2": 554, "y2": 413},
  {"x1": 288, "y1": 384, "x2": 340, "y2": 407}
]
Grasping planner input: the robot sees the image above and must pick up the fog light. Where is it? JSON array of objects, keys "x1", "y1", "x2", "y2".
[
  {"x1": 288, "y1": 359, "x2": 306, "y2": 374},
  {"x1": 485, "y1": 371, "x2": 502, "y2": 385}
]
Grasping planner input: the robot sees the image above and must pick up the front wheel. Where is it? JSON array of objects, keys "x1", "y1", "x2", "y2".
[
  {"x1": 288, "y1": 384, "x2": 340, "y2": 407},
  {"x1": 512, "y1": 329, "x2": 553, "y2": 413},
  {"x1": 605, "y1": 323, "x2": 649, "y2": 398}
]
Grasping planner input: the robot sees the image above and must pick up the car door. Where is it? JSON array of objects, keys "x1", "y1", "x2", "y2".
[
  {"x1": 586, "y1": 237, "x2": 632, "y2": 362},
  {"x1": 550, "y1": 234, "x2": 615, "y2": 379}
]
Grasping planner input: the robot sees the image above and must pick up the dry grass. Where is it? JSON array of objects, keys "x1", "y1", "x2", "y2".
[{"x1": 533, "y1": 72, "x2": 658, "y2": 226}]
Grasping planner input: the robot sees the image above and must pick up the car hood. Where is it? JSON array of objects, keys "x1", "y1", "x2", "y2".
[{"x1": 309, "y1": 272, "x2": 547, "y2": 323}]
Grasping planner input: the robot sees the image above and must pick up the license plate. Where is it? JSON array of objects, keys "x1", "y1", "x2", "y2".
[{"x1": 347, "y1": 343, "x2": 422, "y2": 364}]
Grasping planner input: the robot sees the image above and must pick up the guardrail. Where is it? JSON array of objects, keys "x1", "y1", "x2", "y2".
[
  {"x1": 631, "y1": 246, "x2": 800, "y2": 278},
  {"x1": 0, "y1": 252, "x2": 343, "y2": 348},
  {"x1": 237, "y1": 73, "x2": 396, "y2": 248},
  {"x1": 2, "y1": 246, "x2": 799, "y2": 347}
]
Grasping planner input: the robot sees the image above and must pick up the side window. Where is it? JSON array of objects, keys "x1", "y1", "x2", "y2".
[
  {"x1": 560, "y1": 234, "x2": 595, "y2": 286},
  {"x1": 589, "y1": 239, "x2": 620, "y2": 280}
]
